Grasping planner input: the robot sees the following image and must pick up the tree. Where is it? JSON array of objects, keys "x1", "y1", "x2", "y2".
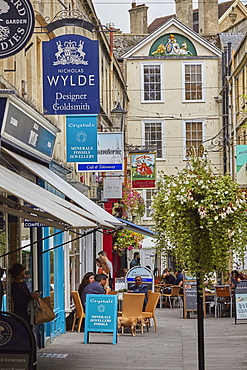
[
  {"x1": 152, "y1": 158, "x2": 247, "y2": 280},
  {"x1": 152, "y1": 157, "x2": 247, "y2": 369}
]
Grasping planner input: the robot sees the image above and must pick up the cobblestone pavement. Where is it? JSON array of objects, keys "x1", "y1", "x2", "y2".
[{"x1": 37, "y1": 308, "x2": 247, "y2": 369}]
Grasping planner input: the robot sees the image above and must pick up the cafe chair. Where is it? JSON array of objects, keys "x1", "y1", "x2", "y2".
[
  {"x1": 108, "y1": 291, "x2": 118, "y2": 295},
  {"x1": 214, "y1": 285, "x2": 233, "y2": 318},
  {"x1": 142, "y1": 292, "x2": 160, "y2": 332},
  {"x1": 118, "y1": 293, "x2": 145, "y2": 334},
  {"x1": 71, "y1": 291, "x2": 85, "y2": 332},
  {"x1": 154, "y1": 285, "x2": 164, "y2": 309},
  {"x1": 163, "y1": 286, "x2": 182, "y2": 309}
]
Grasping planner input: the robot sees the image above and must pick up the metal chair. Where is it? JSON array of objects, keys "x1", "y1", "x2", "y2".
[
  {"x1": 214, "y1": 285, "x2": 233, "y2": 318},
  {"x1": 163, "y1": 286, "x2": 182, "y2": 309},
  {"x1": 71, "y1": 291, "x2": 85, "y2": 332}
]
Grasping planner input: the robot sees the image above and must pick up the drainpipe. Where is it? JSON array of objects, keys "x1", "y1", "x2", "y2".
[
  {"x1": 109, "y1": 22, "x2": 114, "y2": 112},
  {"x1": 227, "y1": 43, "x2": 232, "y2": 174},
  {"x1": 232, "y1": 75, "x2": 237, "y2": 181},
  {"x1": 222, "y1": 48, "x2": 227, "y2": 174}
]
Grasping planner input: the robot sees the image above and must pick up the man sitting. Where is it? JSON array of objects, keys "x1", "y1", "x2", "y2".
[
  {"x1": 162, "y1": 268, "x2": 175, "y2": 285},
  {"x1": 81, "y1": 273, "x2": 109, "y2": 308},
  {"x1": 128, "y1": 276, "x2": 148, "y2": 308}
]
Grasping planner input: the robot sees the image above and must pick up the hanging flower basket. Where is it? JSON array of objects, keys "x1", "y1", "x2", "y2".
[
  {"x1": 121, "y1": 182, "x2": 145, "y2": 221},
  {"x1": 113, "y1": 229, "x2": 144, "y2": 256}
]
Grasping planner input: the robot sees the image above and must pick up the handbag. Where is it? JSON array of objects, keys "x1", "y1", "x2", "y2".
[{"x1": 35, "y1": 296, "x2": 55, "y2": 325}]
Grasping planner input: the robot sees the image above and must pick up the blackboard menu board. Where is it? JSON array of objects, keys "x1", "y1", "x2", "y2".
[
  {"x1": 235, "y1": 280, "x2": 247, "y2": 322},
  {"x1": 184, "y1": 280, "x2": 197, "y2": 310}
]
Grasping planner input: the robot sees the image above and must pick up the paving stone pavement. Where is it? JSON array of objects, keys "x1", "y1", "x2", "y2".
[{"x1": 37, "y1": 308, "x2": 247, "y2": 370}]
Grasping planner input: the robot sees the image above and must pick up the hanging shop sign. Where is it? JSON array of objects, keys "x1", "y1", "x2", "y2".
[
  {"x1": 42, "y1": 34, "x2": 100, "y2": 115},
  {"x1": 130, "y1": 152, "x2": 156, "y2": 189},
  {"x1": 0, "y1": 0, "x2": 35, "y2": 59},
  {"x1": 77, "y1": 132, "x2": 123, "y2": 171},
  {"x1": 66, "y1": 115, "x2": 97, "y2": 162},
  {"x1": 236, "y1": 145, "x2": 247, "y2": 185},
  {"x1": 103, "y1": 177, "x2": 122, "y2": 199},
  {"x1": 0, "y1": 94, "x2": 58, "y2": 161}
]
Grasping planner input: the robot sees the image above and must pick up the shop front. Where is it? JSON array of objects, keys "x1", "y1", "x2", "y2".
[{"x1": 0, "y1": 90, "x2": 122, "y2": 346}]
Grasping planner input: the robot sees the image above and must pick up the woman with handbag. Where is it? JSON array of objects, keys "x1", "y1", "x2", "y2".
[{"x1": 9, "y1": 263, "x2": 40, "y2": 325}]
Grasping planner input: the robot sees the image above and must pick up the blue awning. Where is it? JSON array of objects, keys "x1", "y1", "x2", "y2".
[{"x1": 116, "y1": 217, "x2": 156, "y2": 237}]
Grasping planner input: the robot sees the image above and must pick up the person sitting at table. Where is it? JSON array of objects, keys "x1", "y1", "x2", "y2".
[
  {"x1": 128, "y1": 276, "x2": 148, "y2": 308},
  {"x1": 117, "y1": 267, "x2": 128, "y2": 278},
  {"x1": 81, "y1": 273, "x2": 110, "y2": 308},
  {"x1": 174, "y1": 269, "x2": 184, "y2": 286},
  {"x1": 162, "y1": 268, "x2": 176, "y2": 285},
  {"x1": 78, "y1": 272, "x2": 95, "y2": 300}
]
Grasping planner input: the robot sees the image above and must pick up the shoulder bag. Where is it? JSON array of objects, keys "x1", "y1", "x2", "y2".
[{"x1": 35, "y1": 296, "x2": 55, "y2": 325}]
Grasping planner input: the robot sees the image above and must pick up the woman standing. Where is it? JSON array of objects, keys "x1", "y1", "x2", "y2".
[
  {"x1": 9, "y1": 263, "x2": 40, "y2": 324},
  {"x1": 100, "y1": 260, "x2": 110, "y2": 290}
]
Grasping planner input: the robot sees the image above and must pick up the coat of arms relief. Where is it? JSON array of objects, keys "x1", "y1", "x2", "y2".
[{"x1": 53, "y1": 40, "x2": 88, "y2": 66}]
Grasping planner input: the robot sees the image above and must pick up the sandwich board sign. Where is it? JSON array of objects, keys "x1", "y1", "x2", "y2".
[
  {"x1": 84, "y1": 294, "x2": 118, "y2": 344},
  {"x1": 235, "y1": 280, "x2": 247, "y2": 323}
]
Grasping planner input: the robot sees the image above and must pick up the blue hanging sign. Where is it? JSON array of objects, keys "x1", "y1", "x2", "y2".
[
  {"x1": 66, "y1": 115, "x2": 97, "y2": 162},
  {"x1": 84, "y1": 294, "x2": 118, "y2": 345},
  {"x1": 42, "y1": 34, "x2": 100, "y2": 115}
]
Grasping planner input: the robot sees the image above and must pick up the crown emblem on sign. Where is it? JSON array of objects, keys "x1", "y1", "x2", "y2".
[{"x1": 53, "y1": 40, "x2": 88, "y2": 66}]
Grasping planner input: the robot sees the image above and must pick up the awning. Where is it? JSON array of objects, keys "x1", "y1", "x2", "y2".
[
  {"x1": 115, "y1": 217, "x2": 156, "y2": 237},
  {"x1": 3, "y1": 149, "x2": 122, "y2": 229},
  {"x1": 0, "y1": 165, "x2": 97, "y2": 230}
]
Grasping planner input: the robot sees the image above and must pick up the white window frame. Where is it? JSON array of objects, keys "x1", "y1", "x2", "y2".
[
  {"x1": 141, "y1": 62, "x2": 164, "y2": 103},
  {"x1": 142, "y1": 188, "x2": 157, "y2": 220},
  {"x1": 182, "y1": 119, "x2": 206, "y2": 159},
  {"x1": 142, "y1": 119, "x2": 165, "y2": 160},
  {"x1": 182, "y1": 61, "x2": 205, "y2": 102}
]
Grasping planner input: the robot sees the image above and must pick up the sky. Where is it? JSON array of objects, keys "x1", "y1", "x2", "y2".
[
  {"x1": 93, "y1": 0, "x2": 247, "y2": 33},
  {"x1": 94, "y1": 0, "x2": 177, "y2": 33}
]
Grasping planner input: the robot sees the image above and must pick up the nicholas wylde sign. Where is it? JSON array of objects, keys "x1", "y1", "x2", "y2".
[
  {"x1": 42, "y1": 34, "x2": 100, "y2": 115},
  {"x1": 0, "y1": 0, "x2": 35, "y2": 58}
]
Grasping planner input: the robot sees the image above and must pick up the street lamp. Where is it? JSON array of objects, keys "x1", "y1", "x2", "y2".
[{"x1": 111, "y1": 102, "x2": 127, "y2": 131}]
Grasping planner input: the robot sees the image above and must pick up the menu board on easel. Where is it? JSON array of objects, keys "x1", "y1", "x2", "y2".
[
  {"x1": 235, "y1": 280, "x2": 247, "y2": 324},
  {"x1": 183, "y1": 276, "x2": 197, "y2": 318}
]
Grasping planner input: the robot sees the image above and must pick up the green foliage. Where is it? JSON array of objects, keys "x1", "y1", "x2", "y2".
[
  {"x1": 152, "y1": 158, "x2": 247, "y2": 282},
  {"x1": 114, "y1": 229, "x2": 144, "y2": 256}
]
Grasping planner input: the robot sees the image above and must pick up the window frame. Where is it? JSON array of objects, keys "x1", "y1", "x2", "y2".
[
  {"x1": 142, "y1": 188, "x2": 157, "y2": 220},
  {"x1": 142, "y1": 119, "x2": 165, "y2": 160},
  {"x1": 182, "y1": 61, "x2": 205, "y2": 102},
  {"x1": 182, "y1": 119, "x2": 206, "y2": 159},
  {"x1": 141, "y1": 62, "x2": 164, "y2": 103}
]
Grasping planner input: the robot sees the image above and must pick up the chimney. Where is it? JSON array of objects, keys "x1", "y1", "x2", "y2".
[
  {"x1": 198, "y1": 0, "x2": 218, "y2": 35},
  {"x1": 129, "y1": 2, "x2": 149, "y2": 34},
  {"x1": 175, "y1": 0, "x2": 193, "y2": 29}
]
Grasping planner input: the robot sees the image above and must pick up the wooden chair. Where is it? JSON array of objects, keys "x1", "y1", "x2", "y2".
[
  {"x1": 214, "y1": 285, "x2": 233, "y2": 318},
  {"x1": 108, "y1": 291, "x2": 118, "y2": 295},
  {"x1": 163, "y1": 286, "x2": 182, "y2": 309},
  {"x1": 142, "y1": 292, "x2": 160, "y2": 332},
  {"x1": 71, "y1": 291, "x2": 85, "y2": 332},
  {"x1": 118, "y1": 293, "x2": 145, "y2": 334}
]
